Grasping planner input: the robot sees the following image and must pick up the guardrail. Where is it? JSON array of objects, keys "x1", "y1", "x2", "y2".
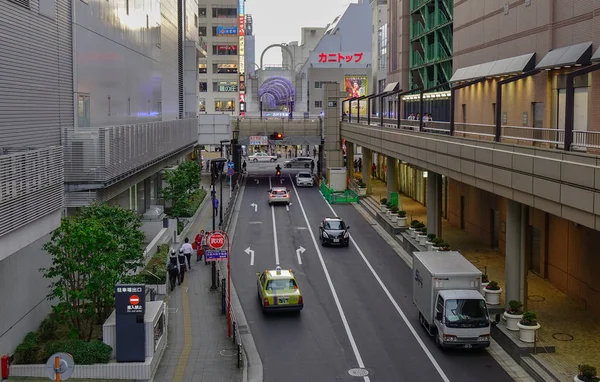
[{"x1": 341, "y1": 116, "x2": 600, "y2": 151}]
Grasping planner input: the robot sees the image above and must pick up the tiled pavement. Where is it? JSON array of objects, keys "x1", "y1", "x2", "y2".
[
  {"x1": 363, "y1": 175, "x2": 600, "y2": 380},
  {"x1": 154, "y1": 173, "x2": 243, "y2": 382}
]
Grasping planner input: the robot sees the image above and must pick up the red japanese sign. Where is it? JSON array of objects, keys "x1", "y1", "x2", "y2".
[
  {"x1": 208, "y1": 232, "x2": 225, "y2": 249},
  {"x1": 318, "y1": 52, "x2": 363, "y2": 63},
  {"x1": 239, "y1": 16, "x2": 245, "y2": 36}
]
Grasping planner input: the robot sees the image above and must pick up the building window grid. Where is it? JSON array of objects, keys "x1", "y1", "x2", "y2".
[
  {"x1": 212, "y1": 7, "x2": 236, "y2": 18},
  {"x1": 314, "y1": 101, "x2": 322, "y2": 108},
  {"x1": 212, "y1": 45, "x2": 238, "y2": 55},
  {"x1": 378, "y1": 24, "x2": 387, "y2": 70},
  {"x1": 199, "y1": 7, "x2": 206, "y2": 17}
]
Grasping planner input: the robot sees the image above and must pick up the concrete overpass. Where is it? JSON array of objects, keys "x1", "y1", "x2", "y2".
[{"x1": 235, "y1": 117, "x2": 322, "y2": 146}]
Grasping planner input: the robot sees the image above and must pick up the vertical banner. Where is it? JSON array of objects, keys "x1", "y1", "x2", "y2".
[
  {"x1": 238, "y1": 0, "x2": 246, "y2": 116},
  {"x1": 343, "y1": 75, "x2": 368, "y2": 115}
]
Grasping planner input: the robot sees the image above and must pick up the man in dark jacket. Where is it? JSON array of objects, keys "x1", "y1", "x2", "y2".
[
  {"x1": 167, "y1": 249, "x2": 180, "y2": 291},
  {"x1": 177, "y1": 248, "x2": 187, "y2": 284}
]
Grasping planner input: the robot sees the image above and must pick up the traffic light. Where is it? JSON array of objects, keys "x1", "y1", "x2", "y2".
[{"x1": 270, "y1": 132, "x2": 283, "y2": 140}]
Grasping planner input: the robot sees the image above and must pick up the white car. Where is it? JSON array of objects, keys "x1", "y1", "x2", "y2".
[
  {"x1": 295, "y1": 172, "x2": 314, "y2": 187},
  {"x1": 248, "y1": 152, "x2": 277, "y2": 162}
]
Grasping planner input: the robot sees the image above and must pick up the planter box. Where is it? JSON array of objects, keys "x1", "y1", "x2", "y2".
[
  {"x1": 358, "y1": 187, "x2": 367, "y2": 196},
  {"x1": 408, "y1": 228, "x2": 417, "y2": 238},
  {"x1": 517, "y1": 322, "x2": 540, "y2": 343},
  {"x1": 397, "y1": 217, "x2": 407, "y2": 227},
  {"x1": 417, "y1": 234, "x2": 427, "y2": 246},
  {"x1": 426, "y1": 241, "x2": 434, "y2": 251},
  {"x1": 484, "y1": 288, "x2": 503, "y2": 305},
  {"x1": 503, "y1": 312, "x2": 523, "y2": 331},
  {"x1": 391, "y1": 214, "x2": 398, "y2": 223}
]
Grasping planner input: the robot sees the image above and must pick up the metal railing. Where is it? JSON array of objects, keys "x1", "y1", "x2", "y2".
[
  {"x1": 0, "y1": 146, "x2": 64, "y2": 237},
  {"x1": 341, "y1": 116, "x2": 600, "y2": 151},
  {"x1": 63, "y1": 119, "x2": 197, "y2": 185}
]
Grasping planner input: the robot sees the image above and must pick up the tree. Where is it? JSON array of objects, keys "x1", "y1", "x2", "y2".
[
  {"x1": 40, "y1": 204, "x2": 145, "y2": 341},
  {"x1": 162, "y1": 160, "x2": 201, "y2": 218},
  {"x1": 178, "y1": 160, "x2": 201, "y2": 192}
]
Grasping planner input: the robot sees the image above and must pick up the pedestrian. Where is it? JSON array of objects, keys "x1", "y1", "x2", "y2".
[
  {"x1": 177, "y1": 248, "x2": 187, "y2": 284},
  {"x1": 181, "y1": 237, "x2": 193, "y2": 270},
  {"x1": 206, "y1": 159, "x2": 210, "y2": 171},
  {"x1": 313, "y1": 148, "x2": 317, "y2": 158},
  {"x1": 310, "y1": 159, "x2": 315, "y2": 173},
  {"x1": 354, "y1": 159, "x2": 358, "y2": 173},
  {"x1": 242, "y1": 160, "x2": 247, "y2": 173},
  {"x1": 288, "y1": 149, "x2": 291, "y2": 158},
  {"x1": 358, "y1": 158, "x2": 362, "y2": 172},
  {"x1": 202, "y1": 232, "x2": 209, "y2": 265},
  {"x1": 371, "y1": 163, "x2": 377, "y2": 179},
  {"x1": 167, "y1": 249, "x2": 180, "y2": 290},
  {"x1": 195, "y1": 231, "x2": 204, "y2": 262},
  {"x1": 316, "y1": 159, "x2": 320, "y2": 176}
]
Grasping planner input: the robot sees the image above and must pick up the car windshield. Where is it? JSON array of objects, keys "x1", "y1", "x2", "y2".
[
  {"x1": 445, "y1": 299, "x2": 489, "y2": 327},
  {"x1": 298, "y1": 173, "x2": 311, "y2": 178},
  {"x1": 324, "y1": 221, "x2": 345, "y2": 230},
  {"x1": 266, "y1": 279, "x2": 297, "y2": 291}
]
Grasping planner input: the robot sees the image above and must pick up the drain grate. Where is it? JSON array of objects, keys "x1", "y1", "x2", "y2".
[
  {"x1": 528, "y1": 295, "x2": 546, "y2": 302},
  {"x1": 348, "y1": 368, "x2": 369, "y2": 377},
  {"x1": 552, "y1": 333, "x2": 574, "y2": 341}
]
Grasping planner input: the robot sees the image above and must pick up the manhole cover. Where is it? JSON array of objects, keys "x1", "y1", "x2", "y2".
[
  {"x1": 219, "y1": 350, "x2": 237, "y2": 357},
  {"x1": 348, "y1": 368, "x2": 369, "y2": 377},
  {"x1": 552, "y1": 333, "x2": 574, "y2": 341},
  {"x1": 528, "y1": 295, "x2": 546, "y2": 302}
]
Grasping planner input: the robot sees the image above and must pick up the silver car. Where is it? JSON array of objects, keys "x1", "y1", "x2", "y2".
[
  {"x1": 284, "y1": 157, "x2": 313, "y2": 168},
  {"x1": 248, "y1": 152, "x2": 277, "y2": 162},
  {"x1": 295, "y1": 172, "x2": 314, "y2": 187}
]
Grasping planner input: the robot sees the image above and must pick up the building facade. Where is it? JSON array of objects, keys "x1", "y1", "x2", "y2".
[
  {"x1": 198, "y1": 0, "x2": 241, "y2": 114},
  {"x1": 450, "y1": 0, "x2": 600, "y2": 313},
  {"x1": 301, "y1": 2, "x2": 374, "y2": 115},
  {"x1": 371, "y1": 0, "x2": 388, "y2": 113},
  {"x1": 0, "y1": 0, "x2": 199, "y2": 355}
]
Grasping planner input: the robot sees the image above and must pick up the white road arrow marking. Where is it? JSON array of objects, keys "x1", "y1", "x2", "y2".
[
  {"x1": 286, "y1": 205, "x2": 289, "y2": 211},
  {"x1": 245, "y1": 247, "x2": 255, "y2": 266},
  {"x1": 280, "y1": 178, "x2": 285, "y2": 184},
  {"x1": 255, "y1": 179, "x2": 260, "y2": 185},
  {"x1": 296, "y1": 246, "x2": 306, "y2": 265},
  {"x1": 250, "y1": 203, "x2": 257, "y2": 212}
]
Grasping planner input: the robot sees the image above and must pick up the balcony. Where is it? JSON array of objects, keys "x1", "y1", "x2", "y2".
[
  {"x1": 63, "y1": 119, "x2": 197, "y2": 186},
  {"x1": 0, "y1": 146, "x2": 64, "y2": 238}
]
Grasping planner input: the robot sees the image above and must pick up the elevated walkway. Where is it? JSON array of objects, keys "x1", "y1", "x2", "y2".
[{"x1": 358, "y1": 177, "x2": 600, "y2": 381}]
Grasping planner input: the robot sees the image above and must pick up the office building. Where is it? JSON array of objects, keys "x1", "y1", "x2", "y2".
[
  {"x1": 371, "y1": 0, "x2": 388, "y2": 113},
  {"x1": 0, "y1": 0, "x2": 199, "y2": 355}
]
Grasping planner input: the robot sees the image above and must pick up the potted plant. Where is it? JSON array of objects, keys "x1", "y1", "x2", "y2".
[
  {"x1": 575, "y1": 364, "x2": 599, "y2": 382},
  {"x1": 431, "y1": 237, "x2": 442, "y2": 250},
  {"x1": 397, "y1": 210, "x2": 407, "y2": 227},
  {"x1": 390, "y1": 206, "x2": 399, "y2": 223},
  {"x1": 426, "y1": 233, "x2": 436, "y2": 250},
  {"x1": 517, "y1": 312, "x2": 540, "y2": 343},
  {"x1": 358, "y1": 181, "x2": 367, "y2": 196},
  {"x1": 481, "y1": 274, "x2": 490, "y2": 294},
  {"x1": 409, "y1": 220, "x2": 420, "y2": 238},
  {"x1": 504, "y1": 300, "x2": 524, "y2": 331},
  {"x1": 417, "y1": 224, "x2": 428, "y2": 245},
  {"x1": 380, "y1": 198, "x2": 387, "y2": 212},
  {"x1": 438, "y1": 242, "x2": 450, "y2": 251},
  {"x1": 385, "y1": 202, "x2": 393, "y2": 217},
  {"x1": 484, "y1": 281, "x2": 503, "y2": 305}
]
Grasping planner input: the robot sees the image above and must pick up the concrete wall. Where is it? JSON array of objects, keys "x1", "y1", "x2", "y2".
[
  {"x1": 74, "y1": 0, "x2": 163, "y2": 127},
  {"x1": 447, "y1": 178, "x2": 600, "y2": 316},
  {"x1": 160, "y1": 0, "x2": 180, "y2": 120},
  {"x1": 307, "y1": 67, "x2": 371, "y2": 115}
]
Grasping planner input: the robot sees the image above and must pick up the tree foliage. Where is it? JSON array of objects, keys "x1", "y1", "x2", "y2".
[
  {"x1": 161, "y1": 160, "x2": 201, "y2": 218},
  {"x1": 40, "y1": 203, "x2": 145, "y2": 341}
]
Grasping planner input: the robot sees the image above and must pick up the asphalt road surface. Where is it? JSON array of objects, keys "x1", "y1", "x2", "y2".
[{"x1": 231, "y1": 165, "x2": 513, "y2": 382}]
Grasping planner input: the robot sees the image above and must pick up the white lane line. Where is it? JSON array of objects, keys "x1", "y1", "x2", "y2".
[
  {"x1": 290, "y1": 175, "x2": 370, "y2": 382},
  {"x1": 319, "y1": 193, "x2": 450, "y2": 382},
  {"x1": 269, "y1": 176, "x2": 280, "y2": 265}
]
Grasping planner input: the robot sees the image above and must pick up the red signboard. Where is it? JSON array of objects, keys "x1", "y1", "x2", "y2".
[
  {"x1": 239, "y1": 16, "x2": 245, "y2": 35},
  {"x1": 318, "y1": 52, "x2": 364, "y2": 63},
  {"x1": 208, "y1": 232, "x2": 226, "y2": 249},
  {"x1": 130, "y1": 295, "x2": 140, "y2": 305}
]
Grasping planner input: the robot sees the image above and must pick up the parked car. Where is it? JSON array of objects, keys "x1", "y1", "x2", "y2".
[{"x1": 248, "y1": 152, "x2": 277, "y2": 162}]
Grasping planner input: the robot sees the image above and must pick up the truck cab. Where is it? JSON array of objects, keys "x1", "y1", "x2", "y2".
[{"x1": 432, "y1": 290, "x2": 491, "y2": 348}]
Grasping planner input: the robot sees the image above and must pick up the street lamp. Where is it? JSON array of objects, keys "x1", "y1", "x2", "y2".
[{"x1": 210, "y1": 157, "x2": 227, "y2": 290}]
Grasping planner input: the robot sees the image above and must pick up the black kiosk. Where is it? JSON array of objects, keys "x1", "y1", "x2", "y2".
[{"x1": 115, "y1": 284, "x2": 146, "y2": 362}]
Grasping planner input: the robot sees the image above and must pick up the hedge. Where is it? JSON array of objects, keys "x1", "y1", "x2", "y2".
[
  {"x1": 42, "y1": 339, "x2": 112, "y2": 365},
  {"x1": 132, "y1": 244, "x2": 169, "y2": 284}
]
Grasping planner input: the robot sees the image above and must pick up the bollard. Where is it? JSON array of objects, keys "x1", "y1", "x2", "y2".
[
  {"x1": 237, "y1": 344, "x2": 242, "y2": 368},
  {"x1": 217, "y1": 269, "x2": 220, "y2": 288},
  {"x1": 232, "y1": 321, "x2": 237, "y2": 344},
  {"x1": 221, "y1": 279, "x2": 226, "y2": 314}
]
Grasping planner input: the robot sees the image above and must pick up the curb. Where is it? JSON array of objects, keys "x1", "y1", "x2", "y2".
[{"x1": 224, "y1": 176, "x2": 264, "y2": 382}]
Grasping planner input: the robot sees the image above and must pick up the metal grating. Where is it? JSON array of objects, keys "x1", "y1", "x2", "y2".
[
  {"x1": 62, "y1": 119, "x2": 197, "y2": 185},
  {"x1": 64, "y1": 191, "x2": 98, "y2": 207},
  {"x1": 7, "y1": 0, "x2": 30, "y2": 9},
  {"x1": 0, "y1": 146, "x2": 64, "y2": 237}
]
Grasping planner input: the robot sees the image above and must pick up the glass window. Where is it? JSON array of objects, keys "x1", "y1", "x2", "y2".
[
  {"x1": 212, "y1": 45, "x2": 237, "y2": 55},
  {"x1": 314, "y1": 81, "x2": 321, "y2": 88},
  {"x1": 314, "y1": 100, "x2": 322, "y2": 108},
  {"x1": 324, "y1": 220, "x2": 345, "y2": 230},
  {"x1": 266, "y1": 278, "x2": 297, "y2": 290},
  {"x1": 212, "y1": 7, "x2": 236, "y2": 18},
  {"x1": 199, "y1": 26, "x2": 207, "y2": 36},
  {"x1": 199, "y1": 7, "x2": 206, "y2": 17},
  {"x1": 154, "y1": 313, "x2": 165, "y2": 350},
  {"x1": 214, "y1": 81, "x2": 238, "y2": 92},
  {"x1": 199, "y1": 99, "x2": 205, "y2": 112},
  {"x1": 198, "y1": 63, "x2": 207, "y2": 73},
  {"x1": 378, "y1": 24, "x2": 387, "y2": 70},
  {"x1": 199, "y1": 82, "x2": 207, "y2": 92},
  {"x1": 78, "y1": 94, "x2": 90, "y2": 127},
  {"x1": 215, "y1": 100, "x2": 235, "y2": 112},
  {"x1": 217, "y1": 63, "x2": 238, "y2": 73}
]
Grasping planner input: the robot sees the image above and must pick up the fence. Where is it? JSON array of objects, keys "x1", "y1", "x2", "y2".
[{"x1": 320, "y1": 179, "x2": 360, "y2": 204}]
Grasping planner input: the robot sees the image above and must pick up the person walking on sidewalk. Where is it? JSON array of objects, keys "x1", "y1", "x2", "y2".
[
  {"x1": 177, "y1": 248, "x2": 187, "y2": 284},
  {"x1": 195, "y1": 231, "x2": 204, "y2": 262},
  {"x1": 310, "y1": 159, "x2": 315, "y2": 173},
  {"x1": 167, "y1": 249, "x2": 180, "y2": 291},
  {"x1": 202, "y1": 232, "x2": 209, "y2": 265},
  {"x1": 242, "y1": 160, "x2": 247, "y2": 174},
  {"x1": 181, "y1": 237, "x2": 193, "y2": 271}
]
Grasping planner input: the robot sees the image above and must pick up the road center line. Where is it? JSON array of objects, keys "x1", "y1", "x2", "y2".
[
  {"x1": 269, "y1": 176, "x2": 280, "y2": 265},
  {"x1": 319, "y1": 193, "x2": 450, "y2": 382},
  {"x1": 290, "y1": 175, "x2": 370, "y2": 382}
]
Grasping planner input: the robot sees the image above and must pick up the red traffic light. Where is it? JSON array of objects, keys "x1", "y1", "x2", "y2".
[
  {"x1": 271, "y1": 132, "x2": 283, "y2": 140},
  {"x1": 276, "y1": 133, "x2": 282, "y2": 139}
]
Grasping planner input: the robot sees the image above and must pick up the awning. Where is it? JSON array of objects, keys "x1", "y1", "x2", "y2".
[
  {"x1": 382, "y1": 82, "x2": 399, "y2": 93},
  {"x1": 535, "y1": 41, "x2": 593, "y2": 70},
  {"x1": 450, "y1": 53, "x2": 536, "y2": 82},
  {"x1": 592, "y1": 46, "x2": 600, "y2": 62}
]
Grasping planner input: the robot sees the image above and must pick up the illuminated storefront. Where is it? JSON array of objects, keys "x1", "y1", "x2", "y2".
[{"x1": 238, "y1": 0, "x2": 246, "y2": 116}]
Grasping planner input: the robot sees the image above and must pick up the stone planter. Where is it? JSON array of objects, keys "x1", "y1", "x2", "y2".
[
  {"x1": 418, "y1": 234, "x2": 427, "y2": 246},
  {"x1": 481, "y1": 282, "x2": 489, "y2": 295},
  {"x1": 386, "y1": 209, "x2": 392, "y2": 217},
  {"x1": 574, "y1": 375, "x2": 586, "y2": 382},
  {"x1": 409, "y1": 228, "x2": 417, "y2": 238},
  {"x1": 358, "y1": 187, "x2": 367, "y2": 196},
  {"x1": 391, "y1": 214, "x2": 398, "y2": 223},
  {"x1": 426, "y1": 241, "x2": 435, "y2": 251},
  {"x1": 397, "y1": 217, "x2": 407, "y2": 227},
  {"x1": 484, "y1": 288, "x2": 503, "y2": 305},
  {"x1": 380, "y1": 204, "x2": 387, "y2": 212},
  {"x1": 432, "y1": 246, "x2": 440, "y2": 251},
  {"x1": 517, "y1": 322, "x2": 541, "y2": 343},
  {"x1": 503, "y1": 312, "x2": 523, "y2": 331}
]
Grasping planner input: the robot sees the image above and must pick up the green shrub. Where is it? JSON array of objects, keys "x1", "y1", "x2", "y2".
[
  {"x1": 390, "y1": 206, "x2": 399, "y2": 213},
  {"x1": 380, "y1": 198, "x2": 387, "y2": 204},
  {"x1": 578, "y1": 364, "x2": 599, "y2": 382},
  {"x1": 410, "y1": 220, "x2": 419, "y2": 228},
  {"x1": 37, "y1": 315, "x2": 58, "y2": 342},
  {"x1": 13, "y1": 332, "x2": 39, "y2": 364},
  {"x1": 507, "y1": 300, "x2": 523, "y2": 315},
  {"x1": 427, "y1": 233, "x2": 436, "y2": 240},
  {"x1": 520, "y1": 312, "x2": 538, "y2": 326},
  {"x1": 398, "y1": 210, "x2": 407, "y2": 218},
  {"x1": 139, "y1": 244, "x2": 169, "y2": 284},
  {"x1": 486, "y1": 281, "x2": 500, "y2": 290},
  {"x1": 181, "y1": 189, "x2": 207, "y2": 218},
  {"x1": 42, "y1": 339, "x2": 112, "y2": 365}
]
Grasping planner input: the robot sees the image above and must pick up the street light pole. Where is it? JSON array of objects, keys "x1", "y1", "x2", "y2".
[{"x1": 219, "y1": 170, "x2": 223, "y2": 226}]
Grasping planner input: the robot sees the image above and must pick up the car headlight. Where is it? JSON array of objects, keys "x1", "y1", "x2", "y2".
[
  {"x1": 322, "y1": 231, "x2": 329, "y2": 238},
  {"x1": 344, "y1": 231, "x2": 349, "y2": 238}
]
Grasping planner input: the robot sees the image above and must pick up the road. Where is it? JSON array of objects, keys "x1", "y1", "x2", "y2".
[{"x1": 231, "y1": 162, "x2": 513, "y2": 382}]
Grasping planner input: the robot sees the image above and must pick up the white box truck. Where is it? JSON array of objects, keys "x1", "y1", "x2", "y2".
[{"x1": 413, "y1": 251, "x2": 496, "y2": 349}]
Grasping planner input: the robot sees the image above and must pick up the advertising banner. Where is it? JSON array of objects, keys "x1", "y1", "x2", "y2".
[
  {"x1": 343, "y1": 75, "x2": 368, "y2": 115},
  {"x1": 216, "y1": 26, "x2": 238, "y2": 35}
]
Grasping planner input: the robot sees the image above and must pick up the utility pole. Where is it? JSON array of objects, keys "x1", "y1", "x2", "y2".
[{"x1": 210, "y1": 161, "x2": 217, "y2": 290}]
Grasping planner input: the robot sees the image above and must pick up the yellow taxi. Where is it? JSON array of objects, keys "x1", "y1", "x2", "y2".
[{"x1": 256, "y1": 266, "x2": 303, "y2": 313}]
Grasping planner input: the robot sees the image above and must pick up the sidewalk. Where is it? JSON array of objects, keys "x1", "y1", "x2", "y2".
[{"x1": 154, "y1": 174, "x2": 243, "y2": 382}]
